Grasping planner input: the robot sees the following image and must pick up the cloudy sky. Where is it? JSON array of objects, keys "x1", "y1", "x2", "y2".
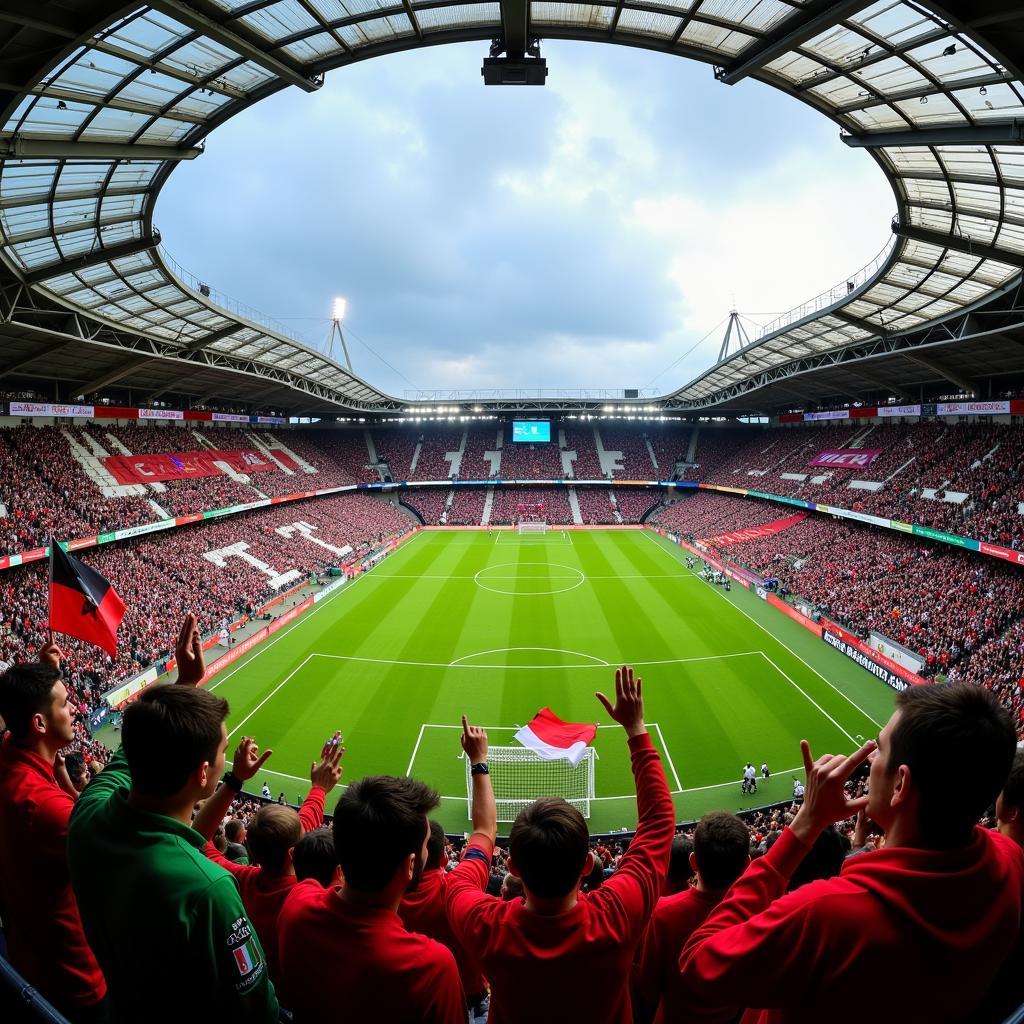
[{"x1": 159, "y1": 40, "x2": 894, "y2": 399}]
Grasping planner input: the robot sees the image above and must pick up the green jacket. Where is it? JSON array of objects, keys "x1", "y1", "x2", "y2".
[{"x1": 67, "y1": 748, "x2": 279, "y2": 1023}]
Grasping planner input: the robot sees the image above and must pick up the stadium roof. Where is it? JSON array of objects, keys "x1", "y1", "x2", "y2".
[{"x1": 0, "y1": 1, "x2": 1023, "y2": 416}]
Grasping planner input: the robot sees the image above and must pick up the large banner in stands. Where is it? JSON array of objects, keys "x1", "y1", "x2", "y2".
[
  {"x1": 822, "y1": 621, "x2": 926, "y2": 691},
  {"x1": 705, "y1": 511, "x2": 807, "y2": 547},
  {"x1": 868, "y1": 630, "x2": 925, "y2": 673},
  {"x1": 804, "y1": 410, "x2": 849, "y2": 421},
  {"x1": 808, "y1": 449, "x2": 881, "y2": 468},
  {"x1": 138, "y1": 408, "x2": 184, "y2": 420},
  {"x1": 10, "y1": 401, "x2": 94, "y2": 417},
  {"x1": 937, "y1": 400, "x2": 1010, "y2": 416},
  {"x1": 911, "y1": 524, "x2": 979, "y2": 550},
  {"x1": 104, "y1": 449, "x2": 277, "y2": 484}
]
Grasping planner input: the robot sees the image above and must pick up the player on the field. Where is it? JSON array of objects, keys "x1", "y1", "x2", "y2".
[
  {"x1": 761, "y1": 763, "x2": 770, "y2": 780},
  {"x1": 743, "y1": 763, "x2": 757, "y2": 794}
]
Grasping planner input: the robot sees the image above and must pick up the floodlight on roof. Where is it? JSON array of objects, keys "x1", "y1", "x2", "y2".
[{"x1": 332, "y1": 297, "x2": 347, "y2": 321}]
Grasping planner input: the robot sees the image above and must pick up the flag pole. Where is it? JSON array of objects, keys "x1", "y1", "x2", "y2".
[{"x1": 47, "y1": 534, "x2": 55, "y2": 645}]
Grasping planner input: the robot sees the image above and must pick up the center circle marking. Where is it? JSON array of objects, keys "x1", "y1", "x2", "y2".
[{"x1": 473, "y1": 561, "x2": 586, "y2": 596}]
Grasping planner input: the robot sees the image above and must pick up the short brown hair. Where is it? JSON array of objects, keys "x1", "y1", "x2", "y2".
[
  {"x1": 509, "y1": 797, "x2": 589, "y2": 898},
  {"x1": 332, "y1": 775, "x2": 439, "y2": 892},
  {"x1": 293, "y1": 828, "x2": 338, "y2": 886},
  {"x1": 694, "y1": 811, "x2": 749, "y2": 890},
  {"x1": 122, "y1": 685, "x2": 228, "y2": 797},
  {"x1": 0, "y1": 662, "x2": 61, "y2": 739},
  {"x1": 425, "y1": 820, "x2": 446, "y2": 870},
  {"x1": 891, "y1": 683, "x2": 1016, "y2": 846},
  {"x1": 247, "y1": 805, "x2": 302, "y2": 872}
]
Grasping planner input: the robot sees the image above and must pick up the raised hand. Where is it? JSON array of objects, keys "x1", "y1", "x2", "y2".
[
  {"x1": 461, "y1": 714, "x2": 488, "y2": 764},
  {"x1": 311, "y1": 731, "x2": 345, "y2": 792},
  {"x1": 38, "y1": 631, "x2": 65, "y2": 672},
  {"x1": 790, "y1": 738, "x2": 875, "y2": 844},
  {"x1": 174, "y1": 613, "x2": 206, "y2": 687},
  {"x1": 232, "y1": 736, "x2": 273, "y2": 782},
  {"x1": 596, "y1": 665, "x2": 646, "y2": 738}
]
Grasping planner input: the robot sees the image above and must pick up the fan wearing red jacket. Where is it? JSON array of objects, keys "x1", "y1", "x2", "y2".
[
  {"x1": 399, "y1": 820, "x2": 490, "y2": 1021},
  {"x1": 0, "y1": 641, "x2": 107, "y2": 1023},
  {"x1": 633, "y1": 810, "x2": 749, "y2": 1024},
  {"x1": 276, "y1": 746, "x2": 480, "y2": 1023},
  {"x1": 446, "y1": 666, "x2": 676, "y2": 1024},
  {"x1": 191, "y1": 731, "x2": 345, "y2": 984},
  {"x1": 679, "y1": 684, "x2": 1024, "y2": 1024}
]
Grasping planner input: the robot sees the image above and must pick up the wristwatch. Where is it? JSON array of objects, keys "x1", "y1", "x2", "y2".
[
  {"x1": 222, "y1": 771, "x2": 243, "y2": 793},
  {"x1": 470, "y1": 762, "x2": 489, "y2": 776}
]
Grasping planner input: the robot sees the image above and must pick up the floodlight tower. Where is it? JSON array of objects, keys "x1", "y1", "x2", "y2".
[{"x1": 328, "y1": 296, "x2": 353, "y2": 371}]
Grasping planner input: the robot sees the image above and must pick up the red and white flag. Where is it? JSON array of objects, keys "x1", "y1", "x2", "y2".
[{"x1": 514, "y1": 708, "x2": 597, "y2": 767}]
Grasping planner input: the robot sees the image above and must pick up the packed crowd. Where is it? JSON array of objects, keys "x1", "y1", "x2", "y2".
[
  {"x1": 1, "y1": 630, "x2": 1022, "y2": 1024},
  {"x1": 576, "y1": 488, "x2": 618, "y2": 525},
  {"x1": 0, "y1": 494, "x2": 412, "y2": 695}
]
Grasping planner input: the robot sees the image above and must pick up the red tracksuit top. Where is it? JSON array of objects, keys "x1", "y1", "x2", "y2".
[
  {"x1": 277, "y1": 879, "x2": 466, "y2": 1023},
  {"x1": 0, "y1": 739, "x2": 106, "y2": 1013},
  {"x1": 446, "y1": 732, "x2": 675, "y2": 1024},
  {"x1": 203, "y1": 785, "x2": 325, "y2": 983},
  {"x1": 679, "y1": 824, "x2": 1024, "y2": 1023},
  {"x1": 399, "y1": 865, "x2": 487, "y2": 998}
]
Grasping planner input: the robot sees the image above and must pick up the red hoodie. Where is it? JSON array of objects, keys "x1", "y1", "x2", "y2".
[{"x1": 679, "y1": 825, "x2": 1024, "y2": 1023}]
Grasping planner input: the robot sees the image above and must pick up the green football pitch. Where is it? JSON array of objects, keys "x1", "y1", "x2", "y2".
[{"x1": 206, "y1": 528, "x2": 896, "y2": 834}]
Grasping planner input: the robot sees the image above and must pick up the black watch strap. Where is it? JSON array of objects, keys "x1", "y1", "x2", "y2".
[
  {"x1": 470, "y1": 762, "x2": 489, "y2": 776},
  {"x1": 222, "y1": 772, "x2": 243, "y2": 793}
]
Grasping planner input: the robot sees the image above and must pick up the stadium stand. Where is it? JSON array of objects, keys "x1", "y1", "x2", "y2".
[
  {"x1": 562, "y1": 425, "x2": 603, "y2": 479},
  {"x1": 496, "y1": 426, "x2": 563, "y2": 479},
  {"x1": 489, "y1": 487, "x2": 572, "y2": 525},
  {"x1": 575, "y1": 487, "x2": 617, "y2": 524},
  {"x1": 598, "y1": 427, "x2": 656, "y2": 480},
  {"x1": 410, "y1": 431, "x2": 459, "y2": 481},
  {"x1": 459, "y1": 427, "x2": 501, "y2": 480},
  {"x1": 372, "y1": 430, "x2": 417, "y2": 481},
  {"x1": 448, "y1": 488, "x2": 487, "y2": 525},
  {"x1": 403, "y1": 488, "x2": 451, "y2": 525}
]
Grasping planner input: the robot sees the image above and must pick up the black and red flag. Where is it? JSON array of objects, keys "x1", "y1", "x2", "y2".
[{"x1": 49, "y1": 540, "x2": 126, "y2": 657}]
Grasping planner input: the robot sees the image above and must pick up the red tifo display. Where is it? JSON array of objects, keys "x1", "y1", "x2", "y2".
[
  {"x1": 807, "y1": 449, "x2": 882, "y2": 468},
  {"x1": 103, "y1": 449, "x2": 277, "y2": 484}
]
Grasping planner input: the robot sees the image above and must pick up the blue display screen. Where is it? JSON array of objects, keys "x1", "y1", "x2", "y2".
[{"x1": 512, "y1": 421, "x2": 551, "y2": 443}]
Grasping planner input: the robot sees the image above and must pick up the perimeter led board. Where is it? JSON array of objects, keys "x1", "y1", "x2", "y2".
[{"x1": 513, "y1": 421, "x2": 551, "y2": 443}]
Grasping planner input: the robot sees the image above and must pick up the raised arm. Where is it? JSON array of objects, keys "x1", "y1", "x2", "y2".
[
  {"x1": 193, "y1": 735, "x2": 272, "y2": 841},
  {"x1": 301, "y1": 731, "x2": 344, "y2": 830},
  {"x1": 593, "y1": 667, "x2": 675, "y2": 930},
  {"x1": 461, "y1": 714, "x2": 496, "y2": 848}
]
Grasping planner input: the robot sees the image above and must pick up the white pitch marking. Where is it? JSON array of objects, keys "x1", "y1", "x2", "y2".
[
  {"x1": 652, "y1": 722, "x2": 683, "y2": 791},
  {"x1": 308, "y1": 651, "x2": 755, "y2": 671},
  {"x1": 641, "y1": 530, "x2": 884, "y2": 729},
  {"x1": 449, "y1": 647, "x2": 610, "y2": 667},
  {"x1": 406, "y1": 724, "x2": 426, "y2": 777},
  {"x1": 227, "y1": 653, "x2": 314, "y2": 739},
  {"x1": 759, "y1": 651, "x2": 861, "y2": 747}
]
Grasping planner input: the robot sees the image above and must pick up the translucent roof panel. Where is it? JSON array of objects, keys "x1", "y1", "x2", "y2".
[{"x1": 0, "y1": 1, "x2": 1021, "y2": 412}]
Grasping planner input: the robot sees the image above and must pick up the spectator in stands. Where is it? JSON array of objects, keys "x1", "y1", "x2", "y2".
[
  {"x1": 191, "y1": 732, "x2": 343, "y2": 983},
  {"x1": 292, "y1": 828, "x2": 341, "y2": 887},
  {"x1": 277, "y1": 738, "x2": 475, "y2": 1022},
  {"x1": 399, "y1": 819, "x2": 490, "y2": 1022},
  {"x1": 63, "y1": 750, "x2": 89, "y2": 794},
  {"x1": 445, "y1": 666, "x2": 675, "y2": 1024},
  {"x1": 67, "y1": 615, "x2": 278, "y2": 1023},
  {"x1": 665, "y1": 834, "x2": 695, "y2": 895},
  {"x1": 224, "y1": 818, "x2": 250, "y2": 864},
  {"x1": 0, "y1": 639, "x2": 108, "y2": 1023},
  {"x1": 678, "y1": 684, "x2": 1023, "y2": 1022},
  {"x1": 633, "y1": 811, "x2": 749, "y2": 1024}
]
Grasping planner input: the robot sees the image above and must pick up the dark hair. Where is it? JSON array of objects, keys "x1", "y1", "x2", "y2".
[
  {"x1": 224, "y1": 819, "x2": 245, "y2": 843},
  {"x1": 1002, "y1": 749, "x2": 1024, "y2": 813},
  {"x1": 64, "y1": 751, "x2": 87, "y2": 787},
  {"x1": 0, "y1": 662, "x2": 61, "y2": 739},
  {"x1": 509, "y1": 797, "x2": 589, "y2": 899},
  {"x1": 294, "y1": 828, "x2": 338, "y2": 886},
  {"x1": 667, "y1": 835, "x2": 695, "y2": 892},
  {"x1": 247, "y1": 805, "x2": 302, "y2": 872},
  {"x1": 694, "y1": 811, "x2": 750, "y2": 890},
  {"x1": 122, "y1": 686, "x2": 229, "y2": 797},
  {"x1": 891, "y1": 683, "x2": 1016, "y2": 846},
  {"x1": 332, "y1": 775, "x2": 439, "y2": 892},
  {"x1": 425, "y1": 820, "x2": 446, "y2": 870},
  {"x1": 787, "y1": 825, "x2": 846, "y2": 892}
]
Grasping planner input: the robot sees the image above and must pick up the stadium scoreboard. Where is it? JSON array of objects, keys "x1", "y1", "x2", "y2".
[{"x1": 512, "y1": 421, "x2": 551, "y2": 443}]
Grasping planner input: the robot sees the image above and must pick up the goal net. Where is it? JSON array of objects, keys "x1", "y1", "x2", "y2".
[
  {"x1": 517, "y1": 521, "x2": 548, "y2": 535},
  {"x1": 466, "y1": 746, "x2": 597, "y2": 821}
]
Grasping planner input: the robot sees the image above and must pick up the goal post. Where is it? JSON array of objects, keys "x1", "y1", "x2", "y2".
[
  {"x1": 517, "y1": 521, "x2": 548, "y2": 535},
  {"x1": 467, "y1": 746, "x2": 597, "y2": 821}
]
